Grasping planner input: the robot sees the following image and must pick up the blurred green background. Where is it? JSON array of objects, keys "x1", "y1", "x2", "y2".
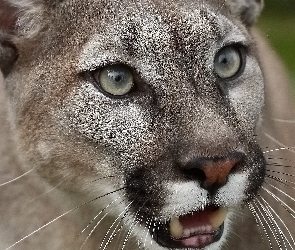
[{"x1": 258, "y1": 0, "x2": 295, "y2": 86}]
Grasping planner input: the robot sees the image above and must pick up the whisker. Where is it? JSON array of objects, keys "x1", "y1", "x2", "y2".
[
  {"x1": 267, "y1": 162, "x2": 295, "y2": 169},
  {"x1": 264, "y1": 183, "x2": 295, "y2": 206},
  {"x1": 88, "y1": 175, "x2": 116, "y2": 184},
  {"x1": 268, "y1": 118, "x2": 295, "y2": 124},
  {"x1": 99, "y1": 201, "x2": 133, "y2": 250},
  {"x1": 5, "y1": 187, "x2": 125, "y2": 250},
  {"x1": 26, "y1": 180, "x2": 65, "y2": 204},
  {"x1": 80, "y1": 203, "x2": 119, "y2": 250},
  {"x1": 263, "y1": 132, "x2": 295, "y2": 153},
  {"x1": 142, "y1": 218, "x2": 152, "y2": 248},
  {"x1": 259, "y1": 195, "x2": 295, "y2": 249},
  {"x1": 0, "y1": 168, "x2": 35, "y2": 187},
  {"x1": 261, "y1": 185, "x2": 295, "y2": 219},
  {"x1": 121, "y1": 208, "x2": 143, "y2": 250},
  {"x1": 263, "y1": 147, "x2": 295, "y2": 154},
  {"x1": 255, "y1": 197, "x2": 287, "y2": 249},
  {"x1": 265, "y1": 174, "x2": 295, "y2": 188},
  {"x1": 80, "y1": 176, "x2": 117, "y2": 192},
  {"x1": 248, "y1": 201, "x2": 273, "y2": 249},
  {"x1": 80, "y1": 194, "x2": 125, "y2": 234}
]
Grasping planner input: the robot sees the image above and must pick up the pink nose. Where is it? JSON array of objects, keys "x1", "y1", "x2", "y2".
[{"x1": 182, "y1": 152, "x2": 245, "y2": 192}]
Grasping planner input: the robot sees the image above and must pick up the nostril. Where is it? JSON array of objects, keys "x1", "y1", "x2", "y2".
[
  {"x1": 181, "y1": 152, "x2": 245, "y2": 192},
  {"x1": 182, "y1": 167, "x2": 207, "y2": 182}
]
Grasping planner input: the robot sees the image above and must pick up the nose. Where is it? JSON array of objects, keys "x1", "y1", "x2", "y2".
[{"x1": 182, "y1": 152, "x2": 245, "y2": 192}]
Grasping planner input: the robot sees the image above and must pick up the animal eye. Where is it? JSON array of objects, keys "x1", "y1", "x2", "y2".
[
  {"x1": 214, "y1": 46, "x2": 244, "y2": 79},
  {"x1": 93, "y1": 65, "x2": 134, "y2": 96}
]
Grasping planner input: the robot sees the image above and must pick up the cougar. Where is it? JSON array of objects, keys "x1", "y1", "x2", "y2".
[{"x1": 1, "y1": 0, "x2": 294, "y2": 249}]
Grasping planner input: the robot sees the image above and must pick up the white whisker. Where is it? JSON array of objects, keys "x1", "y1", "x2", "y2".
[
  {"x1": 121, "y1": 208, "x2": 143, "y2": 250},
  {"x1": 269, "y1": 118, "x2": 295, "y2": 124},
  {"x1": 26, "y1": 180, "x2": 64, "y2": 204},
  {"x1": 263, "y1": 147, "x2": 291, "y2": 154},
  {"x1": 5, "y1": 187, "x2": 125, "y2": 250},
  {"x1": 255, "y1": 198, "x2": 286, "y2": 249},
  {"x1": 263, "y1": 132, "x2": 295, "y2": 153},
  {"x1": 100, "y1": 201, "x2": 133, "y2": 250},
  {"x1": 262, "y1": 185, "x2": 295, "y2": 218},
  {"x1": 259, "y1": 195, "x2": 295, "y2": 249},
  {"x1": 0, "y1": 168, "x2": 35, "y2": 187},
  {"x1": 254, "y1": 199, "x2": 281, "y2": 247},
  {"x1": 80, "y1": 194, "x2": 125, "y2": 234},
  {"x1": 248, "y1": 201, "x2": 273, "y2": 249},
  {"x1": 265, "y1": 174, "x2": 295, "y2": 189}
]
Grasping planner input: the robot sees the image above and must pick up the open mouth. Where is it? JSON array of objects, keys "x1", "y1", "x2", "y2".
[{"x1": 152, "y1": 206, "x2": 227, "y2": 249}]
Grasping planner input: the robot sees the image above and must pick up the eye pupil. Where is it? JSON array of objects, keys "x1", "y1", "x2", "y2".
[
  {"x1": 114, "y1": 75, "x2": 122, "y2": 82},
  {"x1": 108, "y1": 71, "x2": 123, "y2": 82},
  {"x1": 221, "y1": 57, "x2": 228, "y2": 65}
]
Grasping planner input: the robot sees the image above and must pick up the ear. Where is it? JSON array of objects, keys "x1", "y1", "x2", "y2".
[
  {"x1": 226, "y1": 0, "x2": 264, "y2": 27},
  {"x1": 1, "y1": 0, "x2": 53, "y2": 37},
  {"x1": 0, "y1": 0, "x2": 19, "y2": 76},
  {"x1": 0, "y1": 0, "x2": 57, "y2": 75}
]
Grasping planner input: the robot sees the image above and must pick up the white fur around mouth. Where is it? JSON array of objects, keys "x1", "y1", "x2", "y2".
[{"x1": 169, "y1": 207, "x2": 227, "y2": 239}]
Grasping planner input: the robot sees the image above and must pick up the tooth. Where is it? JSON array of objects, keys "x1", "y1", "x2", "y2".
[
  {"x1": 205, "y1": 225, "x2": 211, "y2": 232},
  {"x1": 209, "y1": 207, "x2": 227, "y2": 229},
  {"x1": 183, "y1": 228, "x2": 190, "y2": 237},
  {"x1": 169, "y1": 217, "x2": 183, "y2": 238}
]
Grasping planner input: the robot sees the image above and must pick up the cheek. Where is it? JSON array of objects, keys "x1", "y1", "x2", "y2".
[
  {"x1": 228, "y1": 60, "x2": 264, "y2": 124},
  {"x1": 61, "y1": 84, "x2": 164, "y2": 165}
]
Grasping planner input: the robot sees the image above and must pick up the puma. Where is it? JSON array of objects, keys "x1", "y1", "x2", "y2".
[{"x1": 0, "y1": 0, "x2": 294, "y2": 249}]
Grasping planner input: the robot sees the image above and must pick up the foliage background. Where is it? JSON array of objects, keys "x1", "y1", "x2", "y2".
[{"x1": 258, "y1": 0, "x2": 295, "y2": 85}]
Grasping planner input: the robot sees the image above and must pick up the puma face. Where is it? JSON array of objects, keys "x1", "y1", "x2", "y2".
[{"x1": 4, "y1": 0, "x2": 266, "y2": 249}]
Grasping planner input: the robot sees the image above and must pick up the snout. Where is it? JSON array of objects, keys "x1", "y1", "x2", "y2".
[{"x1": 181, "y1": 151, "x2": 246, "y2": 194}]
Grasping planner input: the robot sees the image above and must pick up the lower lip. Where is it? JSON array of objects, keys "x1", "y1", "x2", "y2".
[
  {"x1": 154, "y1": 223, "x2": 224, "y2": 249},
  {"x1": 176, "y1": 223, "x2": 224, "y2": 248}
]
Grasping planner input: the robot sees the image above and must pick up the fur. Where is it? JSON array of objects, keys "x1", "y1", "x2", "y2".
[{"x1": 0, "y1": 0, "x2": 294, "y2": 249}]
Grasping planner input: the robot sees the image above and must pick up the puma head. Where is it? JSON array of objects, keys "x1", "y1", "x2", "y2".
[{"x1": 1, "y1": 0, "x2": 265, "y2": 249}]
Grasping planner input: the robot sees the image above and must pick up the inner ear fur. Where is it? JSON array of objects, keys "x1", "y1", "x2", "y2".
[{"x1": 226, "y1": 0, "x2": 264, "y2": 27}]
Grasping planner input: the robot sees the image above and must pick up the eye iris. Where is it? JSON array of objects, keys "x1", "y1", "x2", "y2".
[
  {"x1": 214, "y1": 46, "x2": 242, "y2": 79},
  {"x1": 98, "y1": 65, "x2": 134, "y2": 96}
]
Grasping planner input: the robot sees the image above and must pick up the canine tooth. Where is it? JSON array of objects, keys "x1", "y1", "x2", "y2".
[
  {"x1": 208, "y1": 207, "x2": 227, "y2": 229},
  {"x1": 169, "y1": 217, "x2": 183, "y2": 238}
]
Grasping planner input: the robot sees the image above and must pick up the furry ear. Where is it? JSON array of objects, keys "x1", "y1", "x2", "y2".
[
  {"x1": 0, "y1": 0, "x2": 19, "y2": 75},
  {"x1": 0, "y1": 0, "x2": 63, "y2": 38},
  {"x1": 226, "y1": 0, "x2": 264, "y2": 26},
  {"x1": 0, "y1": 0, "x2": 58, "y2": 75},
  {"x1": 1, "y1": 0, "x2": 49, "y2": 38}
]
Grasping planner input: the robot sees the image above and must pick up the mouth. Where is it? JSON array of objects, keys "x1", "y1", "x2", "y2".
[{"x1": 152, "y1": 206, "x2": 227, "y2": 249}]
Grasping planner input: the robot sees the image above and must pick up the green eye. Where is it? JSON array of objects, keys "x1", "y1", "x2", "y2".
[
  {"x1": 94, "y1": 65, "x2": 134, "y2": 96},
  {"x1": 214, "y1": 46, "x2": 244, "y2": 79}
]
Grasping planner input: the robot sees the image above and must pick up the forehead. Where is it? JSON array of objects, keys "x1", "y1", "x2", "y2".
[
  {"x1": 59, "y1": 0, "x2": 244, "y2": 41},
  {"x1": 49, "y1": 0, "x2": 250, "y2": 77}
]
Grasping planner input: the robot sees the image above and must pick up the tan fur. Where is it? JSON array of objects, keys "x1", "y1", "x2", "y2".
[{"x1": 0, "y1": 1, "x2": 294, "y2": 249}]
